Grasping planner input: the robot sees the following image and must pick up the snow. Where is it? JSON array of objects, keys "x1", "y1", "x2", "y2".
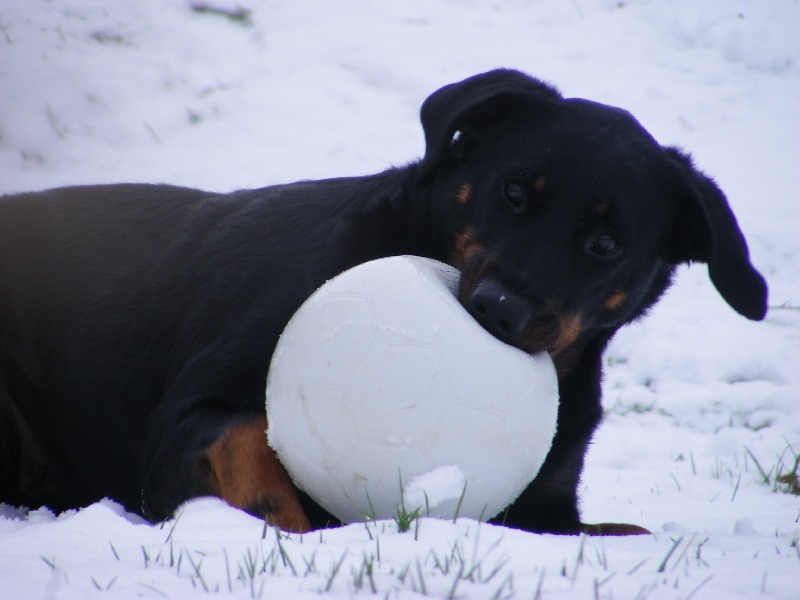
[
  {"x1": 1, "y1": 0, "x2": 798, "y2": 598},
  {"x1": 403, "y1": 465, "x2": 466, "y2": 512}
]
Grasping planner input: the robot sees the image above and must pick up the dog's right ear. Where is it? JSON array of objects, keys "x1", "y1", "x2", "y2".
[
  {"x1": 416, "y1": 69, "x2": 561, "y2": 182},
  {"x1": 663, "y1": 147, "x2": 768, "y2": 321}
]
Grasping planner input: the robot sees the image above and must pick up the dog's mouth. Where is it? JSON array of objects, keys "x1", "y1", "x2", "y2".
[
  {"x1": 451, "y1": 229, "x2": 584, "y2": 360},
  {"x1": 457, "y1": 276, "x2": 583, "y2": 358}
]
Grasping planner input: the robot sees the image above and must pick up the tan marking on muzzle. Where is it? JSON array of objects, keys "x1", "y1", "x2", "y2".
[
  {"x1": 554, "y1": 313, "x2": 583, "y2": 349},
  {"x1": 454, "y1": 228, "x2": 482, "y2": 266},
  {"x1": 604, "y1": 290, "x2": 627, "y2": 311}
]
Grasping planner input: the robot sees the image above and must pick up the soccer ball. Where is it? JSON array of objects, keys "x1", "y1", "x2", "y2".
[{"x1": 266, "y1": 256, "x2": 559, "y2": 524}]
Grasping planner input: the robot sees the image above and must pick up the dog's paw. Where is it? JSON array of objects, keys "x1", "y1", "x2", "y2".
[{"x1": 581, "y1": 522, "x2": 651, "y2": 536}]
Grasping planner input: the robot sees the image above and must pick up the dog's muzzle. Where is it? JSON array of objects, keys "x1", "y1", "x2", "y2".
[
  {"x1": 465, "y1": 278, "x2": 570, "y2": 355},
  {"x1": 469, "y1": 280, "x2": 531, "y2": 341}
]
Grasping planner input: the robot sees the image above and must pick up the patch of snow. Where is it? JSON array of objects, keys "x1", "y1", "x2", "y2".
[{"x1": 403, "y1": 465, "x2": 467, "y2": 511}]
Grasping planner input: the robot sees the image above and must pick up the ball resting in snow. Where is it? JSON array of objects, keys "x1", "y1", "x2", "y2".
[{"x1": 266, "y1": 256, "x2": 559, "y2": 524}]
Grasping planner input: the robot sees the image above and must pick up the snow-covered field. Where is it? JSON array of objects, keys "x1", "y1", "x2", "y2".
[{"x1": 1, "y1": 1, "x2": 798, "y2": 598}]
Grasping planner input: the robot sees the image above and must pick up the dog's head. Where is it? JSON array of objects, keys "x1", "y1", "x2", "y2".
[{"x1": 416, "y1": 70, "x2": 767, "y2": 366}]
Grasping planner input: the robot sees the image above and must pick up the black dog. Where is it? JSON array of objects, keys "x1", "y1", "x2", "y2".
[{"x1": 0, "y1": 70, "x2": 767, "y2": 534}]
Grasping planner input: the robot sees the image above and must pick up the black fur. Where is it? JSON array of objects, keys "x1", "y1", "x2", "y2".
[{"x1": 0, "y1": 70, "x2": 767, "y2": 533}]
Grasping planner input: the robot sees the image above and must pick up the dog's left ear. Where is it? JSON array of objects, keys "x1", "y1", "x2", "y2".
[
  {"x1": 416, "y1": 69, "x2": 561, "y2": 181},
  {"x1": 664, "y1": 147, "x2": 767, "y2": 320}
]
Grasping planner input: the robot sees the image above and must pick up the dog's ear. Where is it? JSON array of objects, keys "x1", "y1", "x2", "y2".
[
  {"x1": 416, "y1": 69, "x2": 561, "y2": 181},
  {"x1": 664, "y1": 147, "x2": 767, "y2": 320}
]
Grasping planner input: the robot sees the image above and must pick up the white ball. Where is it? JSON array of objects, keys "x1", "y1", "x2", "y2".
[{"x1": 266, "y1": 256, "x2": 559, "y2": 524}]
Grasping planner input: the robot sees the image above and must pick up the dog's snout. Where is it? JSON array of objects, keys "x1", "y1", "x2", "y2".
[{"x1": 469, "y1": 280, "x2": 531, "y2": 340}]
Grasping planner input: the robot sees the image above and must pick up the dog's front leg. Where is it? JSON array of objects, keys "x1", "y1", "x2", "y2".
[
  {"x1": 493, "y1": 399, "x2": 597, "y2": 534},
  {"x1": 142, "y1": 412, "x2": 310, "y2": 532},
  {"x1": 493, "y1": 341, "x2": 650, "y2": 535},
  {"x1": 204, "y1": 416, "x2": 311, "y2": 532}
]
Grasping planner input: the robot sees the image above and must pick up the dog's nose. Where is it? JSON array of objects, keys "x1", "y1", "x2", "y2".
[{"x1": 469, "y1": 280, "x2": 531, "y2": 340}]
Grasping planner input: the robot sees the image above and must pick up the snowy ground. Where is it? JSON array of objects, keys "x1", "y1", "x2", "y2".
[{"x1": 1, "y1": 1, "x2": 799, "y2": 598}]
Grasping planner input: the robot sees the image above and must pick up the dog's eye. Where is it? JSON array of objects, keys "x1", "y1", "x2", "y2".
[
  {"x1": 589, "y1": 233, "x2": 621, "y2": 257},
  {"x1": 503, "y1": 178, "x2": 527, "y2": 212}
]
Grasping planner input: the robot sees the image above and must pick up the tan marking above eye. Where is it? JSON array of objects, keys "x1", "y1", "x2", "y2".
[
  {"x1": 534, "y1": 176, "x2": 547, "y2": 193},
  {"x1": 595, "y1": 202, "x2": 611, "y2": 217},
  {"x1": 456, "y1": 183, "x2": 471, "y2": 204}
]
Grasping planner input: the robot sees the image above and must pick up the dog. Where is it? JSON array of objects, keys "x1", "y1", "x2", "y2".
[{"x1": 0, "y1": 69, "x2": 767, "y2": 535}]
